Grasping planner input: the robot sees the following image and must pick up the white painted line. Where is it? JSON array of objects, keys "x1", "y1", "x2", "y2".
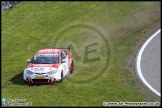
[{"x1": 136, "y1": 29, "x2": 161, "y2": 97}]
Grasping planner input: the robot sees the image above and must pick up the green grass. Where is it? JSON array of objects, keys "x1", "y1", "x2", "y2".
[{"x1": 2, "y1": 1, "x2": 161, "y2": 106}]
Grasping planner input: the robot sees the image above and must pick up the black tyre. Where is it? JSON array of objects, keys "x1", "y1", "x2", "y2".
[
  {"x1": 70, "y1": 60, "x2": 74, "y2": 74},
  {"x1": 60, "y1": 71, "x2": 64, "y2": 82}
]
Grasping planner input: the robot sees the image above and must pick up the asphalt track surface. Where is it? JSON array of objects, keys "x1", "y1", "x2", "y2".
[{"x1": 136, "y1": 29, "x2": 161, "y2": 97}]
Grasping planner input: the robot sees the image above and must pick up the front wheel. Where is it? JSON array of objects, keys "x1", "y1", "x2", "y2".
[{"x1": 60, "y1": 71, "x2": 64, "y2": 82}]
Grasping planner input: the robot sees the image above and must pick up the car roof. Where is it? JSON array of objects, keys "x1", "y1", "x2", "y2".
[{"x1": 36, "y1": 48, "x2": 62, "y2": 54}]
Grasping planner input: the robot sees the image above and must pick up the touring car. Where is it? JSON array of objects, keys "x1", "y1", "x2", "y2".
[{"x1": 23, "y1": 47, "x2": 74, "y2": 84}]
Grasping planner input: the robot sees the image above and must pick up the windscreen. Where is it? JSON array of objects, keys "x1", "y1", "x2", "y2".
[{"x1": 31, "y1": 54, "x2": 59, "y2": 64}]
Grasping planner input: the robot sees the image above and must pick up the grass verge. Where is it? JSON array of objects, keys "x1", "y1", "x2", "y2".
[{"x1": 2, "y1": 1, "x2": 161, "y2": 106}]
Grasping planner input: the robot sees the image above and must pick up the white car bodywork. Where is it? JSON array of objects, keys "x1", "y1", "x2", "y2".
[{"x1": 23, "y1": 55, "x2": 70, "y2": 84}]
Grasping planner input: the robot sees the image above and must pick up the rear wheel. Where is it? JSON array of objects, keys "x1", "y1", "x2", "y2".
[{"x1": 70, "y1": 60, "x2": 74, "y2": 74}]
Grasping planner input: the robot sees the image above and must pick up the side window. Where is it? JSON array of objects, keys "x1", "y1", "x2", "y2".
[
  {"x1": 61, "y1": 50, "x2": 67, "y2": 60},
  {"x1": 64, "y1": 50, "x2": 67, "y2": 57}
]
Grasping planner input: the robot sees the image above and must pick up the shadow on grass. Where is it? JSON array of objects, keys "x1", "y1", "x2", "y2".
[
  {"x1": 2, "y1": 71, "x2": 27, "y2": 89},
  {"x1": 9, "y1": 71, "x2": 32, "y2": 86}
]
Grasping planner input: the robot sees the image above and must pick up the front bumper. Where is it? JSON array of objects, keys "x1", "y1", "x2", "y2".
[
  {"x1": 24, "y1": 71, "x2": 61, "y2": 84},
  {"x1": 24, "y1": 76, "x2": 60, "y2": 84}
]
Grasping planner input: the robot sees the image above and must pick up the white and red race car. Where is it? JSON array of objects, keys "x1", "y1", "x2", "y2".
[{"x1": 23, "y1": 47, "x2": 74, "y2": 84}]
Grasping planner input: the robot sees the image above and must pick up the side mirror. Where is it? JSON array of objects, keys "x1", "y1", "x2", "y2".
[
  {"x1": 61, "y1": 59, "x2": 66, "y2": 63},
  {"x1": 26, "y1": 59, "x2": 31, "y2": 63}
]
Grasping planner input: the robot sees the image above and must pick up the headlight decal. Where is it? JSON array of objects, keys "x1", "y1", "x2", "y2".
[
  {"x1": 26, "y1": 70, "x2": 33, "y2": 75},
  {"x1": 47, "y1": 70, "x2": 57, "y2": 75}
]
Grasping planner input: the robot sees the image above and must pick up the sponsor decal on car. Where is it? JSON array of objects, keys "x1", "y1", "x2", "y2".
[
  {"x1": 34, "y1": 68, "x2": 44, "y2": 71},
  {"x1": 35, "y1": 54, "x2": 58, "y2": 57}
]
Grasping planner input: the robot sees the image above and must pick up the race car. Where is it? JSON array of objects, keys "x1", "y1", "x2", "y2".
[{"x1": 23, "y1": 47, "x2": 74, "y2": 84}]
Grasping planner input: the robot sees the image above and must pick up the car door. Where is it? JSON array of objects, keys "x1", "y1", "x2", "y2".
[{"x1": 61, "y1": 50, "x2": 68, "y2": 75}]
